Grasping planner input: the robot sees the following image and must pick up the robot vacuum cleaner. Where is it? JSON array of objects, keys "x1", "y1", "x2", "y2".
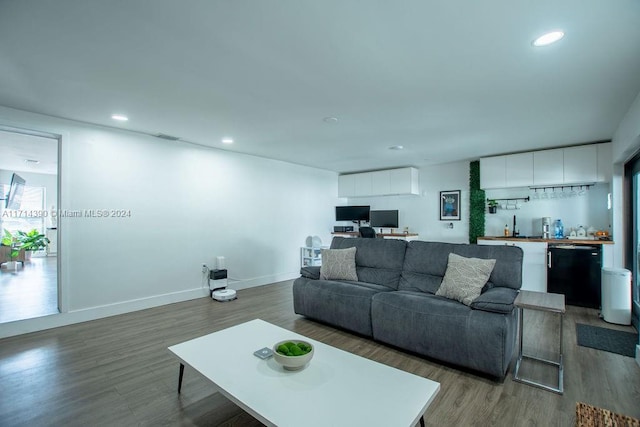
[{"x1": 212, "y1": 289, "x2": 237, "y2": 302}]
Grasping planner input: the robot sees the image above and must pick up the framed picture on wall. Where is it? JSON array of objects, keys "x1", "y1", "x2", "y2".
[{"x1": 440, "y1": 190, "x2": 461, "y2": 221}]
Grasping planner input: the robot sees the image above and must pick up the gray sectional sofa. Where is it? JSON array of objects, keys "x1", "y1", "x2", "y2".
[{"x1": 293, "y1": 237, "x2": 524, "y2": 378}]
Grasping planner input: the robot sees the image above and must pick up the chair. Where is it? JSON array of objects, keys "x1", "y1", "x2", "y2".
[{"x1": 359, "y1": 227, "x2": 377, "y2": 238}]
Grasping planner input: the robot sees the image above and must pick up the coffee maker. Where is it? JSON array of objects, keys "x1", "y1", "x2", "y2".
[{"x1": 542, "y1": 217, "x2": 551, "y2": 239}]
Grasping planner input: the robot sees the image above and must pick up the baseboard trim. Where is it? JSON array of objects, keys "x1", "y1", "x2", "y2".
[
  {"x1": 227, "y1": 272, "x2": 299, "y2": 291},
  {"x1": 0, "y1": 287, "x2": 208, "y2": 339},
  {"x1": 0, "y1": 272, "x2": 300, "y2": 339}
]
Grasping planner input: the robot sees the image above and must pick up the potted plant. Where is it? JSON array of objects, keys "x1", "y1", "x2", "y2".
[
  {"x1": 1, "y1": 229, "x2": 23, "y2": 270},
  {"x1": 487, "y1": 199, "x2": 498, "y2": 214},
  {"x1": 17, "y1": 229, "x2": 50, "y2": 259}
]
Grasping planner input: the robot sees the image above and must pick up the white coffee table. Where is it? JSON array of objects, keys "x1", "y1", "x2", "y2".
[{"x1": 168, "y1": 319, "x2": 440, "y2": 427}]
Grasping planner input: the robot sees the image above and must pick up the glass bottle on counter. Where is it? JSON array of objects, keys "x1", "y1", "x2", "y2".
[{"x1": 554, "y1": 219, "x2": 564, "y2": 239}]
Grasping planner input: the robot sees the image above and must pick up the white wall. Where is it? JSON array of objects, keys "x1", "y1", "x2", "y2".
[
  {"x1": 0, "y1": 106, "x2": 337, "y2": 337},
  {"x1": 485, "y1": 184, "x2": 610, "y2": 237},
  {"x1": 346, "y1": 161, "x2": 470, "y2": 243}
]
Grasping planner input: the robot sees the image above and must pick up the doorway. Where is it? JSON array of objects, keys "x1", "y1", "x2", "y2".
[
  {"x1": 0, "y1": 127, "x2": 60, "y2": 323},
  {"x1": 625, "y1": 151, "x2": 640, "y2": 328}
]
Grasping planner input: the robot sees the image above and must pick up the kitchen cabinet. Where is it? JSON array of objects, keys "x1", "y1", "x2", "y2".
[
  {"x1": 480, "y1": 156, "x2": 506, "y2": 189},
  {"x1": 597, "y1": 142, "x2": 612, "y2": 182},
  {"x1": 533, "y1": 149, "x2": 564, "y2": 186},
  {"x1": 563, "y1": 145, "x2": 597, "y2": 184},
  {"x1": 505, "y1": 153, "x2": 534, "y2": 187},
  {"x1": 480, "y1": 153, "x2": 533, "y2": 189},
  {"x1": 478, "y1": 239, "x2": 547, "y2": 292},
  {"x1": 481, "y1": 142, "x2": 611, "y2": 189},
  {"x1": 338, "y1": 167, "x2": 419, "y2": 197}
]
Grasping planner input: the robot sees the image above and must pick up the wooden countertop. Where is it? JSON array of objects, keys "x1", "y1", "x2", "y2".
[
  {"x1": 479, "y1": 236, "x2": 614, "y2": 245},
  {"x1": 332, "y1": 232, "x2": 419, "y2": 237}
]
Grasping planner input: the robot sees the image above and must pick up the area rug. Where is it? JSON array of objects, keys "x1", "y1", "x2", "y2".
[
  {"x1": 576, "y1": 402, "x2": 640, "y2": 427},
  {"x1": 575, "y1": 323, "x2": 638, "y2": 357}
]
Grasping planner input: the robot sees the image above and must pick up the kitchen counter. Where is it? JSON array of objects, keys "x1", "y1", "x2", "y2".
[{"x1": 478, "y1": 236, "x2": 614, "y2": 245}]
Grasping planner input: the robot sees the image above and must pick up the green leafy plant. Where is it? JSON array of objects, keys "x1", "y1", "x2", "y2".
[
  {"x1": 469, "y1": 161, "x2": 486, "y2": 243},
  {"x1": 487, "y1": 199, "x2": 498, "y2": 208},
  {"x1": 16, "y1": 229, "x2": 50, "y2": 252},
  {"x1": 1, "y1": 229, "x2": 21, "y2": 260}
]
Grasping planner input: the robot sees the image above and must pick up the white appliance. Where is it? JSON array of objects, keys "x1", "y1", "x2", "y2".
[
  {"x1": 212, "y1": 288, "x2": 237, "y2": 302},
  {"x1": 601, "y1": 268, "x2": 631, "y2": 325},
  {"x1": 542, "y1": 217, "x2": 551, "y2": 239}
]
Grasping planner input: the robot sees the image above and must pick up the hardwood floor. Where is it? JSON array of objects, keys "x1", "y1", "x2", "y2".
[
  {"x1": 0, "y1": 280, "x2": 638, "y2": 426},
  {"x1": 0, "y1": 256, "x2": 58, "y2": 323}
]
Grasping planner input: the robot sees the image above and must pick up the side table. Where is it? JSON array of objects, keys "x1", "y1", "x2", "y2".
[{"x1": 513, "y1": 290, "x2": 565, "y2": 394}]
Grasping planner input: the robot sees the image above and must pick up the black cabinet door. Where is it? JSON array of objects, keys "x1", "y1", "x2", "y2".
[{"x1": 547, "y1": 247, "x2": 601, "y2": 308}]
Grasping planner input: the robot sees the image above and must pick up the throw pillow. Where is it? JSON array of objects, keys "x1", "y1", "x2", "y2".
[
  {"x1": 320, "y1": 247, "x2": 358, "y2": 281},
  {"x1": 436, "y1": 253, "x2": 496, "y2": 306}
]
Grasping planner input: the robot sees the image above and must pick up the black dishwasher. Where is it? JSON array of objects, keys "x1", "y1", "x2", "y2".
[{"x1": 547, "y1": 244, "x2": 601, "y2": 308}]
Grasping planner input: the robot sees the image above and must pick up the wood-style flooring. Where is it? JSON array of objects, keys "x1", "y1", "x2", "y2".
[
  {"x1": 0, "y1": 256, "x2": 58, "y2": 323},
  {"x1": 0, "y1": 280, "x2": 638, "y2": 426}
]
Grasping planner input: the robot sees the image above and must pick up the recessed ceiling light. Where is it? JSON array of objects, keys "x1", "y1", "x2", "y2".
[
  {"x1": 222, "y1": 138, "x2": 234, "y2": 144},
  {"x1": 388, "y1": 145, "x2": 404, "y2": 150},
  {"x1": 532, "y1": 31, "x2": 564, "y2": 47},
  {"x1": 323, "y1": 117, "x2": 338, "y2": 123},
  {"x1": 111, "y1": 114, "x2": 129, "y2": 121},
  {"x1": 24, "y1": 159, "x2": 40, "y2": 164}
]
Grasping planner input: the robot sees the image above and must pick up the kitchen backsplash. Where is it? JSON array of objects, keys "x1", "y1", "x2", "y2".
[{"x1": 485, "y1": 183, "x2": 611, "y2": 237}]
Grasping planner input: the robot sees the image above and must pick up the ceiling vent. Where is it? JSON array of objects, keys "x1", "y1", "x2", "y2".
[{"x1": 155, "y1": 133, "x2": 180, "y2": 141}]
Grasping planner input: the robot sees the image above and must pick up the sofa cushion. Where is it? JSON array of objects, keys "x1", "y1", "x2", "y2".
[
  {"x1": 399, "y1": 241, "x2": 523, "y2": 293},
  {"x1": 436, "y1": 253, "x2": 496, "y2": 306},
  {"x1": 371, "y1": 290, "x2": 517, "y2": 378},
  {"x1": 292, "y1": 277, "x2": 392, "y2": 336},
  {"x1": 470, "y1": 287, "x2": 518, "y2": 314},
  {"x1": 300, "y1": 266, "x2": 320, "y2": 280},
  {"x1": 330, "y1": 237, "x2": 407, "y2": 289},
  {"x1": 320, "y1": 247, "x2": 358, "y2": 281}
]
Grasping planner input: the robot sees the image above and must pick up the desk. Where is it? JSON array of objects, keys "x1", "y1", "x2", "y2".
[
  {"x1": 513, "y1": 290, "x2": 565, "y2": 394},
  {"x1": 332, "y1": 232, "x2": 419, "y2": 241}
]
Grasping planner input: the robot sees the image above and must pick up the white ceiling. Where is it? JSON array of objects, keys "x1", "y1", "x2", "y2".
[
  {"x1": 0, "y1": 130, "x2": 58, "y2": 175},
  {"x1": 0, "y1": 1, "x2": 639, "y2": 173}
]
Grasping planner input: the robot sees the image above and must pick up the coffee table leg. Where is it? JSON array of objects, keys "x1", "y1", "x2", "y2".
[
  {"x1": 420, "y1": 415, "x2": 425, "y2": 427},
  {"x1": 178, "y1": 363, "x2": 185, "y2": 393}
]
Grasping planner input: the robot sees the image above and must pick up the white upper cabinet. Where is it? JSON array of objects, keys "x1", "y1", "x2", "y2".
[
  {"x1": 480, "y1": 153, "x2": 533, "y2": 189},
  {"x1": 505, "y1": 152, "x2": 534, "y2": 187},
  {"x1": 389, "y1": 167, "x2": 419, "y2": 195},
  {"x1": 354, "y1": 173, "x2": 373, "y2": 197},
  {"x1": 482, "y1": 143, "x2": 610, "y2": 189},
  {"x1": 533, "y1": 148, "x2": 564, "y2": 186},
  {"x1": 338, "y1": 167, "x2": 419, "y2": 197},
  {"x1": 480, "y1": 156, "x2": 506, "y2": 189},
  {"x1": 371, "y1": 170, "x2": 391, "y2": 195},
  {"x1": 338, "y1": 174, "x2": 356, "y2": 198},
  {"x1": 597, "y1": 142, "x2": 612, "y2": 182},
  {"x1": 563, "y1": 145, "x2": 597, "y2": 184}
]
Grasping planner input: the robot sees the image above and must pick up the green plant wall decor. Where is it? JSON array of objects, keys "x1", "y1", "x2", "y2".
[{"x1": 469, "y1": 160, "x2": 485, "y2": 243}]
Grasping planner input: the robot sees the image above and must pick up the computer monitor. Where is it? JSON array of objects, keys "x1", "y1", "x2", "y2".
[
  {"x1": 335, "y1": 206, "x2": 370, "y2": 222},
  {"x1": 370, "y1": 210, "x2": 399, "y2": 228}
]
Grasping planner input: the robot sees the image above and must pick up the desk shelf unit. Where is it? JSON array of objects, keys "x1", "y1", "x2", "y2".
[{"x1": 300, "y1": 246, "x2": 326, "y2": 267}]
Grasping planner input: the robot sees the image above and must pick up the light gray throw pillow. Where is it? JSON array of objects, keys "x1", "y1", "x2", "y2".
[
  {"x1": 320, "y1": 247, "x2": 358, "y2": 281},
  {"x1": 436, "y1": 253, "x2": 496, "y2": 306}
]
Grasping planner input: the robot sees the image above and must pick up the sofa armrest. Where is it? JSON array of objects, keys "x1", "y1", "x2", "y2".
[
  {"x1": 300, "y1": 266, "x2": 321, "y2": 280},
  {"x1": 470, "y1": 287, "x2": 518, "y2": 314}
]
